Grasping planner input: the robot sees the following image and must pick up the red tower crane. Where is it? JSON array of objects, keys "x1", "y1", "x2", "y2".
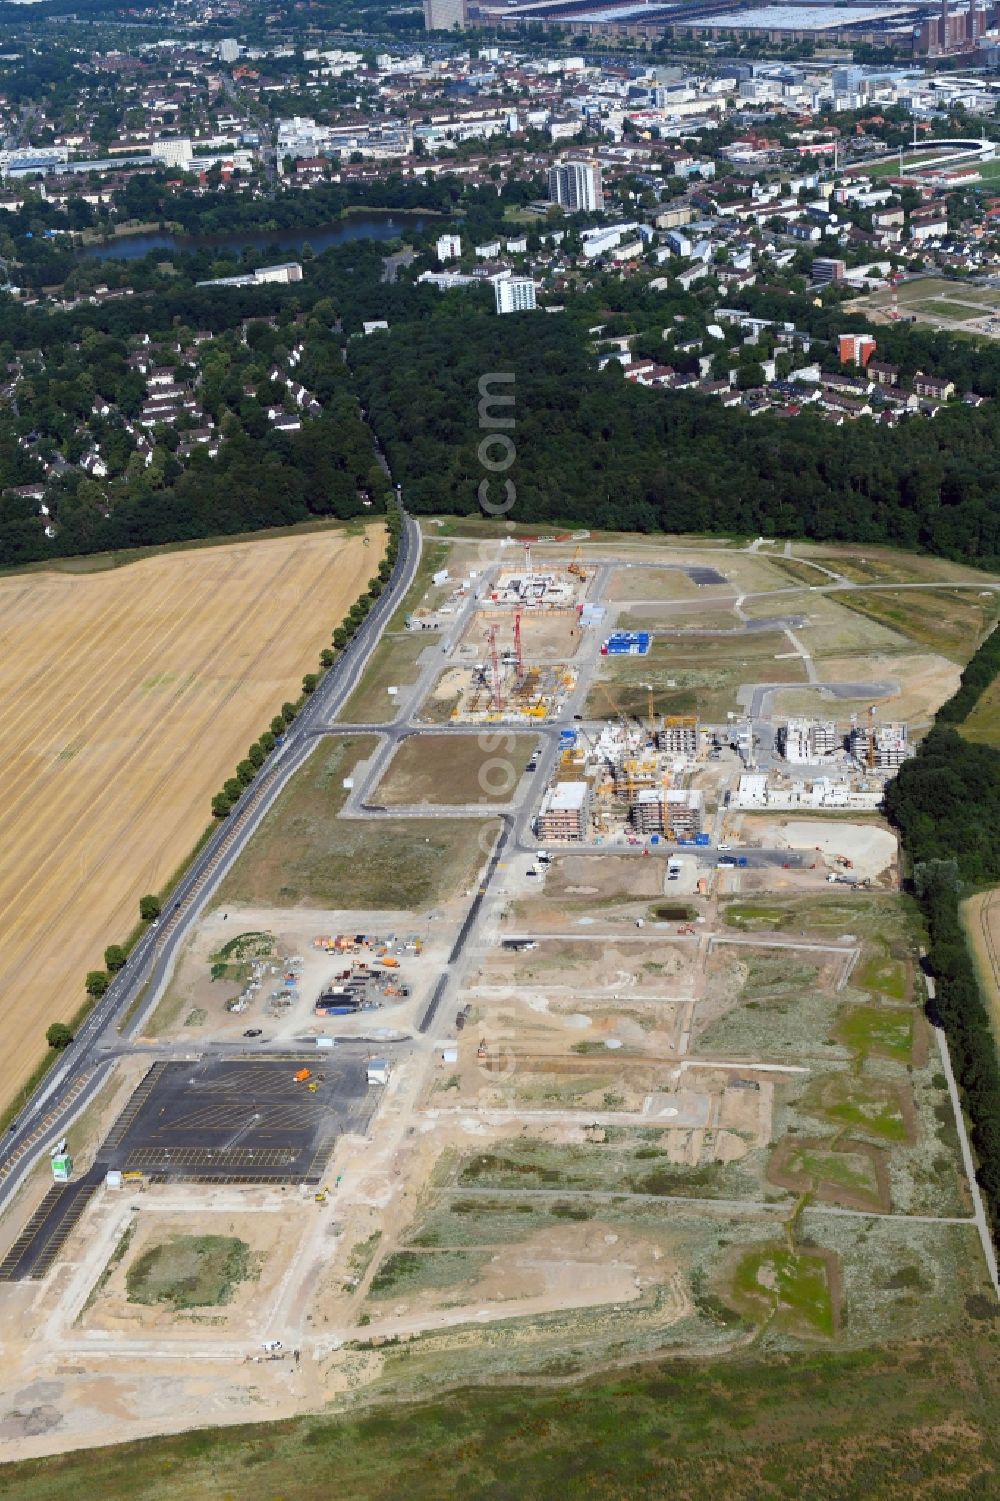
[
  {"x1": 487, "y1": 624, "x2": 504, "y2": 711},
  {"x1": 513, "y1": 612, "x2": 524, "y2": 682}
]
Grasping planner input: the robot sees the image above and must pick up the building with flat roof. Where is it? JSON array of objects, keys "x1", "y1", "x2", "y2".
[
  {"x1": 780, "y1": 719, "x2": 840, "y2": 763},
  {"x1": 848, "y1": 721, "x2": 912, "y2": 769},
  {"x1": 538, "y1": 781, "x2": 589, "y2": 841},
  {"x1": 495, "y1": 277, "x2": 537, "y2": 314},
  {"x1": 548, "y1": 158, "x2": 603, "y2": 213},
  {"x1": 655, "y1": 717, "x2": 699, "y2": 757},
  {"x1": 631, "y1": 787, "x2": 703, "y2": 836},
  {"x1": 424, "y1": 0, "x2": 467, "y2": 29}
]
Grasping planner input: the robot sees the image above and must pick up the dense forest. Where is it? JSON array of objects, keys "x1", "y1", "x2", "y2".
[
  {"x1": 350, "y1": 315, "x2": 1000, "y2": 566},
  {"x1": 885, "y1": 635, "x2": 1000, "y2": 1230}
]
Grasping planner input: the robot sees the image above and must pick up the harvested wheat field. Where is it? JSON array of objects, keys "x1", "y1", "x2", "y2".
[{"x1": 0, "y1": 525, "x2": 384, "y2": 1105}]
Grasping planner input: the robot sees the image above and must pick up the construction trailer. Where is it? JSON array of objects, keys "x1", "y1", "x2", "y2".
[{"x1": 601, "y1": 631, "x2": 650, "y2": 657}]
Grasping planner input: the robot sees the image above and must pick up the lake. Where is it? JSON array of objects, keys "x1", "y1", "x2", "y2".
[{"x1": 80, "y1": 213, "x2": 430, "y2": 262}]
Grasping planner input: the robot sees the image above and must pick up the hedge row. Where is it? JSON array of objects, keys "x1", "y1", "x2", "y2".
[{"x1": 62, "y1": 512, "x2": 403, "y2": 1034}]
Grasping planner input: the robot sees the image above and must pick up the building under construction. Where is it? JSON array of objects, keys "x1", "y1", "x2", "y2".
[
  {"x1": 848, "y1": 720, "x2": 912, "y2": 770},
  {"x1": 538, "y1": 715, "x2": 704, "y2": 843},
  {"x1": 631, "y1": 787, "x2": 704, "y2": 837},
  {"x1": 537, "y1": 781, "x2": 590, "y2": 841},
  {"x1": 780, "y1": 719, "x2": 841, "y2": 764},
  {"x1": 448, "y1": 610, "x2": 577, "y2": 723}
]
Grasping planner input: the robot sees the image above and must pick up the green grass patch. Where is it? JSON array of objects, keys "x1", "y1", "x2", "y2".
[
  {"x1": 730, "y1": 1244, "x2": 835, "y2": 1337},
  {"x1": 368, "y1": 1248, "x2": 488, "y2": 1299},
  {"x1": 338, "y1": 634, "x2": 429, "y2": 724},
  {"x1": 833, "y1": 1004, "x2": 914, "y2": 1066},
  {"x1": 960, "y1": 675, "x2": 1000, "y2": 748},
  {"x1": 3, "y1": 1335, "x2": 1000, "y2": 1498},
  {"x1": 912, "y1": 298, "x2": 983, "y2": 322},
  {"x1": 219, "y1": 737, "x2": 492, "y2": 910},
  {"x1": 832, "y1": 587, "x2": 997, "y2": 663},
  {"x1": 783, "y1": 1146, "x2": 879, "y2": 1197},
  {"x1": 856, "y1": 955, "x2": 907, "y2": 1001},
  {"x1": 722, "y1": 902, "x2": 788, "y2": 932},
  {"x1": 126, "y1": 1235, "x2": 252, "y2": 1310},
  {"x1": 804, "y1": 1073, "x2": 909, "y2": 1142}
]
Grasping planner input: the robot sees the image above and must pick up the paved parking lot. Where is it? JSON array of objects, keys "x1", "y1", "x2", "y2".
[{"x1": 0, "y1": 1055, "x2": 376, "y2": 1280}]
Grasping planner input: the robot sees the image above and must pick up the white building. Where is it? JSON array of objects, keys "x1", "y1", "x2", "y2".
[
  {"x1": 150, "y1": 137, "x2": 193, "y2": 168},
  {"x1": 781, "y1": 719, "x2": 840, "y2": 763},
  {"x1": 423, "y1": 0, "x2": 466, "y2": 29},
  {"x1": 437, "y1": 232, "x2": 462, "y2": 261},
  {"x1": 495, "y1": 278, "x2": 537, "y2": 314},
  {"x1": 219, "y1": 38, "x2": 240, "y2": 63},
  {"x1": 547, "y1": 158, "x2": 603, "y2": 213}
]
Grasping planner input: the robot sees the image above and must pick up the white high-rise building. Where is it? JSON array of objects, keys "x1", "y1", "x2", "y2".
[
  {"x1": 547, "y1": 159, "x2": 603, "y2": 213},
  {"x1": 436, "y1": 232, "x2": 462, "y2": 261},
  {"x1": 495, "y1": 278, "x2": 537, "y2": 315},
  {"x1": 151, "y1": 137, "x2": 193, "y2": 168},
  {"x1": 423, "y1": 0, "x2": 465, "y2": 29},
  {"x1": 219, "y1": 38, "x2": 240, "y2": 63}
]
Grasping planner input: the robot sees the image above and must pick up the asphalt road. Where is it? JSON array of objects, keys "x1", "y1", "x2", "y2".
[{"x1": 0, "y1": 510, "x2": 422, "y2": 1211}]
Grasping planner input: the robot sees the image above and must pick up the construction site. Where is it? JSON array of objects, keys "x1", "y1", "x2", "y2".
[
  {"x1": 0, "y1": 528, "x2": 996, "y2": 1473},
  {"x1": 426, "y1": 607, "x2": 580, "y2": 724},
  {"x1": 735, "y1": 710, "x2": 914, "y2": 814},
  {"x1": 537, "y1": 712, "x2": 705, "y2": 844}
]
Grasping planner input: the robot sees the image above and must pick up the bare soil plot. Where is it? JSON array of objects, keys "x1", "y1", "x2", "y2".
[
  {"x1": 79, "y1": 1207, "x2": 293, "y2": 1335},
  {"x1": 962, "y1": 889, "x2": 1000, "y2": 1045},
  {"x1": 588, "y1": 631, "x2": 807, "y2": 720},
  {"x1": 478, "y1": 936, "x2": 697, "y2": 999},
  {"x1": 364, "y1": 1219, "x2": 669, "y2": 1322},
  {"x1": 375, "y1": 733, "x2": 535, "y2": 805},
  {"x1": 738, "y1": 817, "x2": 898, "y2": 884},
  {"x1": 462, "y1": 609, "x2": 584, "y2": 664},
  {"x1": 778, "y1": 650, "x2": 960, "y2": 724},
  {"x1": 617, "y1": 604, "x2": 742, "y2": 633},
  {"x1": 607, "y1": 567, "x2": 733, "y2": 604},
  {"x1": 542, "y1": 853, "x2": 666, "y2": 907},
  {"x1": 0, "y1": 526, "x2": 383, "y2": 1107}
]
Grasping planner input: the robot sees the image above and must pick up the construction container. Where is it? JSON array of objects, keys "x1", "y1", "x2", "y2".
[{"x1": 601, "y1": 632, "x2": 650, "y2": 657}]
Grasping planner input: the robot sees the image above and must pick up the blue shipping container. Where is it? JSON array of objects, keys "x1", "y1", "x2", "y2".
[{"x1": 694, "y1": 833, "x2": 711, "y2": 847}]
